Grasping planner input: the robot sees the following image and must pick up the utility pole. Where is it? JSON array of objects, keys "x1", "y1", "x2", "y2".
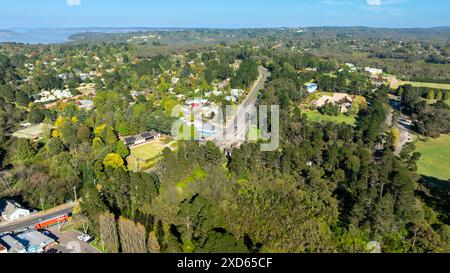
[{"x1": 73, "y1": 186, "x2": 77, "y2": 201}]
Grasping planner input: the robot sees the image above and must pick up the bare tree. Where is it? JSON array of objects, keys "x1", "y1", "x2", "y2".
[
  {"x1": 118, "y1": 216, "x2": 147, "y2": 253},
  {"x1": 99, "y1": 212, "x2": 119, "y2": 253}
]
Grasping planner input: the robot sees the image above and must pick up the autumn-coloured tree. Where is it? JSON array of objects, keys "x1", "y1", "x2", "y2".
[{"x1": 147, "y1": 231, "x2": 161, "y2": 253}]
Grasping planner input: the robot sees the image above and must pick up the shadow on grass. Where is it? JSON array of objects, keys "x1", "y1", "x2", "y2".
[{"x1": 416, "y1": 175, "x2": 450, "y2": 224}]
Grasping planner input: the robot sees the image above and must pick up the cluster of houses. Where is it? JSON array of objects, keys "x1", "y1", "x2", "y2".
[
  {"x1": 185, "y1": 88, "x2": 244, "y2": 106},
  {"x1": 34, "y1": 89, "x2": 73, "y2": 104},
  {"x1": 0, "y1": 198, "x2": 62, "y2": 253},
  {"x1": 58, "y1": 71, "x2": 97, "y2": 82}
]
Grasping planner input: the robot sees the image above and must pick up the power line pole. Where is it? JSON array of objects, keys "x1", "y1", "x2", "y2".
[{"x1": 73, "y1": 186, "x2": 77, "y2": 201}]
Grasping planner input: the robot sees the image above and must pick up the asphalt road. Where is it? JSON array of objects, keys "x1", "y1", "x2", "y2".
[
  {"x1": 394, "y1": 113, "x2": 414, "y2": 156},
  {"x1": 0, "y1": 204, "x2": 75, "y2": 234},
  {"x1": 215, "y1": 66, "x2": 270, "y2": 148}
]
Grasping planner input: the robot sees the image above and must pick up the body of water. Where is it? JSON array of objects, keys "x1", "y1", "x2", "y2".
[{"x1": 0, "y1": 29, "x2": 80, "y2": 44}]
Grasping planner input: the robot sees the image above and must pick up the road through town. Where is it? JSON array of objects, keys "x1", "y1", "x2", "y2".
[
  {"x1": 0, "y1": 202, "x2": 76, "y2": 234},
  {"x1": 214, "y1": 66, "x2": 270, "y2": 148}
]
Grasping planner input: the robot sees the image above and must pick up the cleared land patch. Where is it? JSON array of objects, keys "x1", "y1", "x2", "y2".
[
  {"x1": 415, "y1": 134, "x2": 450, "y2": 181},
  {"x1": 391, "y1": 80, "x2": 450, "y2": 90},
  {"x1": 304, "y1": 110, "x2": 357, "y2": 126},
  {"x1": 126, "y1": 137, "x2": 173, "y2": 171},
  {"x1": 12, "y1": 123, "x2": 54, "y2": 139}
]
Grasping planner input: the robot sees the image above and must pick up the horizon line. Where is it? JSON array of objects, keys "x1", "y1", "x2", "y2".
[{"x1": 2, "y1": 25, "x2": 450, "y2": 31}]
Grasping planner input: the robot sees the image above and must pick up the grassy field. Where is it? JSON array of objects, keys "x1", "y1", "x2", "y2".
[
  {"x1": 304, "y1": 110, "x2": 357, "y2": 126},
  {"x1": 415, "y1": 134, "x2": 450, "y2": 181},
  {"x1": 391, "y1": 80, "x2": 450, "y2": 90},
  {"x1": 126, "y1": 138, "x2": 171, "y2": 171},
  {"x1": 12, "y1": 123, "x2": 54, "y2": 139}
]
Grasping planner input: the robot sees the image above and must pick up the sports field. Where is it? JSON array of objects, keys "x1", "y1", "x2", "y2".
[
  {"x1": 126, "y1": 137, "x2": 174, "y2": 171},
  {"x1": 415, "y1": 134, "x2": 450, "y2": 181}
]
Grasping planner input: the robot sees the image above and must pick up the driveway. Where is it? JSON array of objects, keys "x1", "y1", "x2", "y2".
[{"x1": 47, "y1": 226, "x2": 100, "y2": 253}]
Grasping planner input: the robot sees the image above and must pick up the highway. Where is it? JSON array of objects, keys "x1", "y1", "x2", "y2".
[{"x1": 0, "y1": 203, "x2": 75, "y2": 234}]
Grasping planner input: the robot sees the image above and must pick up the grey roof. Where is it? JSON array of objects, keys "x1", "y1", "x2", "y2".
[
  {"x1": 0, "y1": 199, "x2": 26, "y2": 219},
  {"x1": 123, "y1": 131, "x2": 160, "y2": 146},
  {"x1": 0, "y1": 235, "x2": 26, "y2": 253},
  {"x1": 15, "y1": 230, "x2": 55, "y2": 252},
  {"x1": 0, "y1": 230, "x2": 55, "y2": 253},
  {"x1": 140, "y1": 132, "x2": 155, "y2": 139}
]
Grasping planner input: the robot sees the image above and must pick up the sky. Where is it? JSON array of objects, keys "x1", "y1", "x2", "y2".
[{"x1": 0, "y1": 0, "x2": 449, "y2": 29}]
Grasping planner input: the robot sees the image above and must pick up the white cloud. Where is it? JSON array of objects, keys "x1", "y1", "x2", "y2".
[
  {"x1": 367, "y1": 0, "x2": 382, "y2": 6},
  {"x1": 67, "y1": 0, "x2": 81, "y2": 6}
]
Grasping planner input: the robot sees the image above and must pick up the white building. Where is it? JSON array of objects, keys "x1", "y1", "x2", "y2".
[
  {"x1": 225, "y1": 96, "x2": 237, "y2": 103},
  {"x1": 230, "y1": 89, "x2": 244, "y2": 98},
  {"x1": 365, "y1": 67, "x2": 383, "y2": 75},
  {"x1": 171, "y1": 77, "x2": 180, "y2": 85},
  {"x1": 186, "y1": 98, "x2": 208, "y2": 108},
  {"x1": 345, "y1": 63, "x2": 357, "y2": 72},
  {"x1": 0, "y1": 199, "x2": 30, "y2": 221},
  {"x1": 35, "y1": 89, "x2": 72, "y2": 103},
  {"x1": 76, "y1": 100, "x2": 94, "y2": 110}
]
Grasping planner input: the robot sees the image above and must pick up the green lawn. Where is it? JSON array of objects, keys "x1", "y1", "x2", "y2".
[
  {"x1": 393, "y1": 80, "x2": 450, "y2": 90},
  {"x1": 126, "y1": 139, "x2": 169, "y2": 171},
  {"x1": 304, "y1": 110, "x2": 357, "y2": 126},
  {"x1": 415, "y1": 134, "x2": 450, "y2": 181}
]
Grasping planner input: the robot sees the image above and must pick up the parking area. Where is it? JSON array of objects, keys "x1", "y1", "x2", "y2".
[{"x1": 46, "y1": 226, "x2": 100, "y2": 253}]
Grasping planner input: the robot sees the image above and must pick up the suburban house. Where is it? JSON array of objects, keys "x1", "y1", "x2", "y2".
[
  {"x1": 314, "y1": 93, "x2": 354, "y2": 113},
  {"x1": 122, "y1": 131, "x2": 161, "y2": 147},
  {"x1": 0, "y1": 198, "x2": 30, "y2": 221},
  {"x1": 230, "y1": 89, "x2": 244, "y2": 98},
  {"x1": 225, "y1": 95, "x2": 238, "y2": 103},
  {"x1": 345, "y1": 63, "x2": 358, "y2": 72},
  {"x1": 75, "y1": 100, "x2": 94, "y2": 110},
  {"x1": 205, "y1": 90, "x2": 223, "y2": 97},
  {"x1": 0, "y1": 230, "x2": 56, "y2": 253},
  {"x1": 364, "y1": 67, "x2": 383, "y2": 75},
  {"x1": 186, "y1": 98, "x2": 208, "y2": 109},
  {"x1": 35, "y1": 89, "x2": 73, "y2": 103}
]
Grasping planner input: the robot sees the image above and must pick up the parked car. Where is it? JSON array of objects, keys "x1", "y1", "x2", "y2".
[
  {"x1": 77, "y1": 233, "x2": 93, "y2": 242},
  {"x1": 40, "y1": 230, "x2": 51, "y2": 236}
]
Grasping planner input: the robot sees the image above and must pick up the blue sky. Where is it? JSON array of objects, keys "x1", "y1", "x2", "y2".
[{"x1": 1, "y1": 0, "x2": 449, "y2": 29}]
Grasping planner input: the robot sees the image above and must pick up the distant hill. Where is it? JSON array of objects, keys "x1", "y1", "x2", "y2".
[
  {"x1": 296, "y1": 26, "x2": 450, "y2": 41},
  {"x1": 2, "y1": 26, "x2": 449, "y2": 45},
  {"x1": 0, "y1": 29, "x2": 16, "y2": 36},
  {"x1": 68, "y1": 26, "x2": 450, "y2": 44}
]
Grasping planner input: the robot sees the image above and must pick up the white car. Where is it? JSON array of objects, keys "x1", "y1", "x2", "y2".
[{"x1": 77, "y1": 234, "x2": 93, "y2": 242}]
